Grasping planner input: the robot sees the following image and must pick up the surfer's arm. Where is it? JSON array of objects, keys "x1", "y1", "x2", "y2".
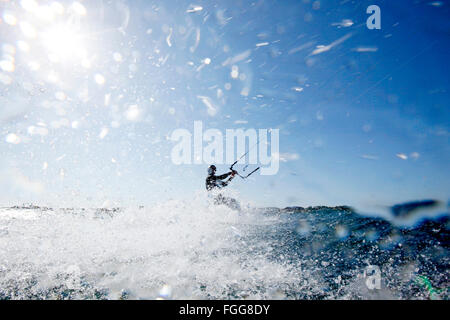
[
  {"x1": 215, "y1": 172, "x2": 232, "y2": 180},
  {"x1": 221, "y1": 171, "x2": 237, "y2": 187}
]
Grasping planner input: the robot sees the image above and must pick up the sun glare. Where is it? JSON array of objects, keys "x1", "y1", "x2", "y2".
[{"x1": 41, "y1": 24, "x2": 87, "y2": 62}]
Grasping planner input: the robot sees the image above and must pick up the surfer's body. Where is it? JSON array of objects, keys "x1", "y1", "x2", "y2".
[
  {"x1": 205, "y1": 166, "x2": 236, "y2": 191},
  {"x1": 206, "y1": 165, "x2": 240, "y2": 210}
]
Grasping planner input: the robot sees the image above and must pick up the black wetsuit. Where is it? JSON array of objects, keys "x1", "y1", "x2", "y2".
[{"x1": 206, "y1": 172, "x2": 232, "y2": 191}]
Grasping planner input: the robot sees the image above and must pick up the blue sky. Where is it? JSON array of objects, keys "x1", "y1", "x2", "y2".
[{"x1": 0, "y1": 0, "x2": 448, "y2": 213}]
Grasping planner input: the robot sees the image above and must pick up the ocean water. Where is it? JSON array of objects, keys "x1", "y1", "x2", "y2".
[{"x1": 0, "y1": 196, "x2": 448, "y2": 300}]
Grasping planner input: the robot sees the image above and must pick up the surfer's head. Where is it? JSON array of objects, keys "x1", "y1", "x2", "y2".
[{"x1": 208, "y1": 165, "x2": 216, "y2": 176}]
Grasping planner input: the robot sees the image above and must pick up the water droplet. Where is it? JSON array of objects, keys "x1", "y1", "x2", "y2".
[
  {"x1": 125, "y1": 105, "x2": 142, "y2": 121},
  {"x1": 113, "y1": 52, "x2": 123, "y2": 62},
  {"x1": 3, "y1": 12, "x2": 17, "y2": 26},
  {"x1": 230, "y1": 65, "x2": 239, "y2": 79},
  {"x1": 186, "y1": 5, "x2": 203, "y2": 13},
  {"x1": 99, "y1": 128, "x2": 109, "y2": 139},
  {"x1": 410, "y1": 152, "x2": 420, "y2": 160},
  {"x1": 27, "y1": 126, "x2": 49, "y2": 136},
  {"x1": 240, "y1": 87, "x2": 249, "y2": 96},
  {"x1": 5, "y1": 133, "x2": 21, "y2": 144},
  {"x1": 0, "y1": 60, "x2": 15, "y2": 72},
  {"x1": 335, "y1": 224, "x2": 349, "y2": 239},
  {"x1": 94, "y1": 74, "x2": 105, "y2": 85},
  {"x1": 296, "y1": 219, "x2": 310, "y2": 236},
  {"x1": 159, "y1": 284, "x2": 172, "y2": 298}
]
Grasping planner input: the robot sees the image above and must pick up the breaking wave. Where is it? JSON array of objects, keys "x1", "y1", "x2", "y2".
[{"x1": 0, "y1": 195, "x2": 448, "y2": 299}]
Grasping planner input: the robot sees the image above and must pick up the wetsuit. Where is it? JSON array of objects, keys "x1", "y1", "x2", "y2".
[{"x1": 206, "y1": 172, "x2": 233, "y2": 191}]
